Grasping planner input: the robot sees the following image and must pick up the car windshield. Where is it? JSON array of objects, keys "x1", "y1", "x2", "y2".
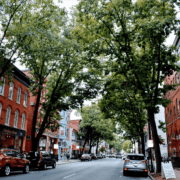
[
  {"x1": 127, "y1": 155, "x2": 144, "y2": 160},
  {"x1": 83, "y1": 154, "x2": 89, "y2": 156}
]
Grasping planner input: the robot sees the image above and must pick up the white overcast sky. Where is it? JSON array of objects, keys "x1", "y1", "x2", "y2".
[{"x1": 15, "y1": 0, "x2": 176, "y2": 119}]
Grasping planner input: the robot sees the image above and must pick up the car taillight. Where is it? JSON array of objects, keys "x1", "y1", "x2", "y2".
[
  {"x1": 142, "y1": 160, "x2": 147, "y2": 163},
  {"x1": 87, "y1": 156, "x2": 89, "y2": 158},
  {"x1": 81, "y1": 157, "x2": 83, "y2": 158},
  {"x1": 125, "y1": 160, "x2": 130, "y2": 162},
  {"x1": 124, "y1": 168, "x2": 128, "y2": 171},
  {"x1": 144, "y1": 169, "x2": 148, "y2": 172}
]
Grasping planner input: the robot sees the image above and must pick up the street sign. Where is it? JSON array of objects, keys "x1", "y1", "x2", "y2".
[{"x1": 161, "y1": 162, "x2": 176, "y2": 179}]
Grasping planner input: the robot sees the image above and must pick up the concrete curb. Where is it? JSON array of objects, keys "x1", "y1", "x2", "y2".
[{"x1": 148, "y1": 174, "x2": 155, "y2": 180}]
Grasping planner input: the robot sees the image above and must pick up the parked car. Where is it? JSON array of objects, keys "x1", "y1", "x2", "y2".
[
  {"x1": 123, "y1": 153, "x2": 148, "y2": 177},
  {"x1": 102, "y1": 154, "x2": 106, "y2": 158},
  {"x1": 116, "y1": 154, "x2": 122, "y2": 158},
  {"x1": 122, "y1": 155, "x2": 126, "y2": 160},
  {"x1": 0, "y1": 148, "x2": 30, "y2": 176},
  {"x1": 96, "y1": 154, "x2": 103, "y2": 159},
  {"x1": 26, "y1": 151, "x2": 56, "y2": 170},
  {"x1": 109, "y1": 154, "x2": 114, "y2": 158},
  {"x1": 90, "y1": 153, "x2": 97, "y2": 160},
  {"x1": 81, "y1": 154, "x2": 92, "y2": 161}
]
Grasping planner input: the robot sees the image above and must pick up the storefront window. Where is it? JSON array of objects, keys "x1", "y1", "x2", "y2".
[
  {"x1": 17, "y1": 87, "x2": 21, "y2": 104},
  {"x1": 8, "y1": 82, "x2": 14, "y2": 100},
  {"x1": 21, "y1": 113, "x2": 25, "y2": 129},
  {"x1": 14, "y1": 110, "x2": 19, "y2": 128},
  {"x1": 5, "y1": 107, "x2": 11, "y2": 125}
]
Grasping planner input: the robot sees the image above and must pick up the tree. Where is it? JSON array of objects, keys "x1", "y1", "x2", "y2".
[
  {"x1": 122, "y1": 140, "x2": 133, "y2": 152},
  {"x1": 77, "y1": 103, "x2": 114, "y2": 153},
  {"x1": 0, "y1": 0, "x2": 63, "y2": 80},
  {"x1": 74, "y1": 0, "x2": 180, "y2": 172}
]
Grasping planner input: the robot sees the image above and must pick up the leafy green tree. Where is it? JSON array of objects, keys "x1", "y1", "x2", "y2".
[
  {"x1": 74, "y1": 0, "x2": 180, "y2": 172},
  {"x1": 77, "y1": 103, "x2": 114, "y2": 153},
  {"x1": 0, "y1": 0, "x2": 63, "y2": 80},
  {"x1": 122, "y1": 140, "x2": 133, "y2": 152}
]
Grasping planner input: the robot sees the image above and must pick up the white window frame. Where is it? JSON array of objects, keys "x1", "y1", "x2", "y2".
[
  {"x1": 0, "y1": 77, "x2": 5, "y2": 96},
  {"x1": 17, "y1": 87, "x2": 21, "y2": 104},
  {"x1": 23, "y1": 91, "x2": 28, "y2": 107},
  {"x1": 8, "y1": 82, "x2": 14, "y2": 100},
  {"x1": 0, "y1": 103, "x2": 2, "y2": 116},
  {"x1": 21, "y1": 113, "x2": 26, "y2": 129},
  {"x1": 5, "y1": 107, "x2": 11, "y2": 126},
  {"x1": 14, "y1": 110, "x2": 19, "y2": 128}
]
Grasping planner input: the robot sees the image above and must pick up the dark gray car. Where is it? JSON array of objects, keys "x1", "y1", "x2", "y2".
[
  {"x1": 81, "y1": 154, "x2": 92, "y2": 161},
  {"x1": 123, "y1": 153, "x2": 148, "y2": 177}
]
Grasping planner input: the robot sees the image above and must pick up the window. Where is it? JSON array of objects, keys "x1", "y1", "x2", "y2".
[
  {"x1": 23, "y1": 91, "x2": 28, "y2": 107},
  {"x1": 14, "y1": 110, "x2": 19, "y2": 128},
  {"x1": 176, "y1": 99, "x2": 179, "y2": 117},
  {"x1": 176, "y1": 74, "x2": 178, "y2": 84},
  {"x1": 66, "y1": 128, "x2": 69, "y2": 138},
  {"x1": 17, "y1": 87, "x2": 21, "y2": 104},
  {"x1": 0, "y1": 77, "x2": 5, "y2": 96},
  {"x1": 8, "y1": 82, "x2": 14, "y2": 100},
  {"x1": 174, "y1": 106, "x2": 176, "y2": 119},
  {"x1": 5, "y1": 107, "x2": 11, "y2": 125},
  {"x1": 0, "y1": 103, "x2": 2, "y2": 116},
  {"x1": 21, "y1": 113, "x2": 26, "y2": 129}
]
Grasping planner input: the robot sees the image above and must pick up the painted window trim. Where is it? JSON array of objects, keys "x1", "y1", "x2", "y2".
[
  {"x1": 8, "y1": 82, "x2": 14, "y2": 100},
  {"x1": 23, "y1": 91, "x2": 28, "y2": 107},
  {"x1": 16, "y1": 87, "x2": 21, "y2": 104},
  {"x1": 14, "y1": 110, "x2": 19, "y2": 128},
  {"x1": 0, "y1": 103, "x2": 2, "y2": 116},
  {"x1": 0, "y1": 77, "x2": 5, "y2": 96},
  {"x1": 21, "y1": 113, "x2": 26, "y2": 129},
  {"x1": 5, "y1": 107, "x2": 11, "y2": 126}
]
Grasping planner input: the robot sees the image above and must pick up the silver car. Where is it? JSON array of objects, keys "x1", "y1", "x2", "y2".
[
  {"x1": 123, "y1": 153, "x2": 148, "y2": 177},
  {"x1": 81, "y1": 154, "x2": 92, "y2": 161}
]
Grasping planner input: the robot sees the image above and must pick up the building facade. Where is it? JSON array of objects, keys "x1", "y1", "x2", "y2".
[
  {"x1": 58, "y1": 110, "x2": 71, "y2": 159},
  {"x1": 0, "y1": 66, "x2": 30, "y2": 152}
]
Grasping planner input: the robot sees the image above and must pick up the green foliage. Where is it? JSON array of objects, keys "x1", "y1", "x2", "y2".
[
  {"x1": 99, "y1": 146, "x2": 106, "y2": 153},
  {"x1": 122, "y1": 140, "x2": 133, "y2": 152},
  {"x1": 158, "y1": 120, "x2": 168, "y2": 133}
]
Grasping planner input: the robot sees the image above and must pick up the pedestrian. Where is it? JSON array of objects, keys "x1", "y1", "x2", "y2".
[
  {"x1": 64, "y1": 152, "x2": 66, "y2": 159},
  {"x1": 67, "y1": 152, "x2": 70, "y2": 160}
]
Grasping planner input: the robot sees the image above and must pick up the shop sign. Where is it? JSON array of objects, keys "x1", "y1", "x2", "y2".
[
  {"x1": 54, "y1": 144, "x2": 58, "y2": 149},
  {"x1": 0, "y1": 125, "x2": 26, "y2": 137},
  {"x1": 162, "y1": 162, "x2": 176, "y2": 179}
]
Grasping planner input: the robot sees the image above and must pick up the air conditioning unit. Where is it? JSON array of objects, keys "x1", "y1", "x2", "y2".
[{"x1": 30, "y1": 102, "x2": 35, "y2": 106}]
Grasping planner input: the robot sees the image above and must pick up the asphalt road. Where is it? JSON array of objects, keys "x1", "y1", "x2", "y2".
[{"x1": 0, "y1": 158, "x2": 151, "y2": 180}]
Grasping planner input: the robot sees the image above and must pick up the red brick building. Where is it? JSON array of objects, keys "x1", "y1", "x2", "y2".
[
  {"x1": 23, "y1": 70, "x2": 59, "y2": 155},
  {"x1": 0, "y1": 66, "x2": 30, "y2": 152},
  {"x1": 164, "y1": 71, "x2": 180, "y2": 157}
]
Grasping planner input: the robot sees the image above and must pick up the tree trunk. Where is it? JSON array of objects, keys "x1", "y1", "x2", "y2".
[
  {"x1": 96, "y1": 141, "x2": 99, "y2": 154},
  {"x1": 140, "y1": 133, "x2": 145, "y2": 155},
  {"x1": 31, "y1": 89, "x2": 42, "y2": 151},
  {"x1": 148, "y1": 108, "x2": 161, "y2": 173}
]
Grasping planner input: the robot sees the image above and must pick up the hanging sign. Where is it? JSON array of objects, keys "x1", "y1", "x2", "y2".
[{"x1": 161, "y1": 162, "x2": 176, "y2": 179}]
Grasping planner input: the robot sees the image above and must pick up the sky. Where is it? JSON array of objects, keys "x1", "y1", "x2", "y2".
[{"x1": 15, "y1": 0, "x2": 176, "y2": 119}]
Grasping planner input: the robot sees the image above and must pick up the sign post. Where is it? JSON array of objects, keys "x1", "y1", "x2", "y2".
[{"x1": 161, "y1": 162, "x2": 176, "y2": 179}]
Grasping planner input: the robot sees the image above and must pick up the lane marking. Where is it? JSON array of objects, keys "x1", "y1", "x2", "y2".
[{"x1": 63, "y1": 173, "x2": 76, "y2": 179}]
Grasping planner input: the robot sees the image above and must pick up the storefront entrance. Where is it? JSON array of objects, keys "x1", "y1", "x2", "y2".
[{"x1": 0, "y1": 124, "x2": 26, "y2": 152}]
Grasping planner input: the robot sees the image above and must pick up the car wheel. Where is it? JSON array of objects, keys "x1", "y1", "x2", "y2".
[
  {"x1": 43, "y1": 163, "x2": 47, "y2": 170},
  {"x1": 123, "y1": 170, "x2": 127, "y2": 176},
  {"x1": 23, "y1": 164, "x2": 29, "y2": 173},
  {"x1": 52, "y1": 162, "x2": 56, "y2": 169},
  {"x1": 4, "y1": 165, "x2": 10, "y2": 176}
]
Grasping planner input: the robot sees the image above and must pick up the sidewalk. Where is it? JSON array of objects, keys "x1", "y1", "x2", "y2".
[
  {"x1": 56, "y1": 159, "x2": 80, "y2": 165},
  {"x1": 149, "y1": 168, "x2": 180, "y2": 180}
]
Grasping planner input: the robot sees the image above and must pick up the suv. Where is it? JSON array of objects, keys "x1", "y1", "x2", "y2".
[
  {"x1": 26, "y1": 151, "x2": 56, "y2": 170},
  {"x1": 123, "y1": 153, "x2": 148, "y2": 177},
  {"x1": 0, "y1": 148, "x2": 30, "y2": 176}
]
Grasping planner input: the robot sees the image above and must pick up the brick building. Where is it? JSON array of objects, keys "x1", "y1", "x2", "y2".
[
  {"x1": 164, "y1": 71, "x2": 180, "y2": 157},
  {"x1": 0, "y1": 66, "x2": 30, "y2": 152},
  {"x1": 23, "y1": 69, "x2": 59, "y2": 155}
]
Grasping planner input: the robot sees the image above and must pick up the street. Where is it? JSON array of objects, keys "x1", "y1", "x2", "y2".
[{"x1": 0, "y1": 158, "x2": 150, "y2": 180}]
